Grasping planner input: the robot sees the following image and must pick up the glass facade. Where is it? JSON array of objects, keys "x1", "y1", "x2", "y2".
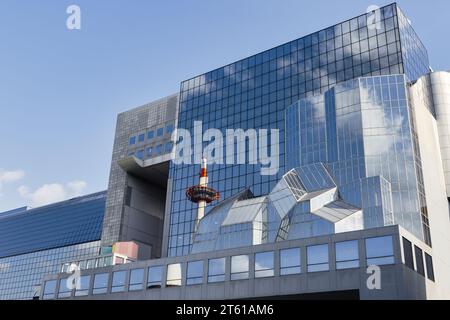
[
  {"x1": 0, "y1": 192, "x2": 106, "y2": 300},
  {"x1": 168, "y1": 3, "x2": 430, "y2": 257},
  {"x1": 286, "y1": 74, "x2": 429, "y2": 244}
]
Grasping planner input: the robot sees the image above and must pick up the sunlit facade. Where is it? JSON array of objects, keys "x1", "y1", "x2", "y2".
[
  {"x1": 3, "y1": 3, "x2": 450, "y2": 300},
  {"x1": 168, "y1": 3, "x2": 429, "y2": 257}
]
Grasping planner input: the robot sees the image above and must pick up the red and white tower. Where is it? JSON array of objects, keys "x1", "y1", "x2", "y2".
[{"x1": 186, "y1": 157, "x2": 220, "y2": 231}]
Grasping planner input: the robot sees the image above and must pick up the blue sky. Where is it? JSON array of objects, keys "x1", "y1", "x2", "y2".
[{"x1": 0, "y1": 0, "x2": 449, "y2": 212}]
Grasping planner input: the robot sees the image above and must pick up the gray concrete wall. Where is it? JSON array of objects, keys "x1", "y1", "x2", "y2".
[
  {"x1": 43, "y1": 226, "x2": 436, "y2": 300},
  {"x1": 101, "y1": 94, "x2": 178, "y2": 254}
]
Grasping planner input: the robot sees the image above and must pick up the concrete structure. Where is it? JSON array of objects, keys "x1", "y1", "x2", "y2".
[{"x1": 101, "y1": 94, "x2": 179, "y2": 260}]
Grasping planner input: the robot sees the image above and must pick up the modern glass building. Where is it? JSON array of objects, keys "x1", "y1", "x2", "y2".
[
  {"x1": 168, "y1": 3, "x2": 429, "y2": 257},
  {"x1": 0, "y1": 192, "x2": 106, "y2": 300},
  {"x1": 4, "y1": 2, "x2": 450, "y2": 300}
]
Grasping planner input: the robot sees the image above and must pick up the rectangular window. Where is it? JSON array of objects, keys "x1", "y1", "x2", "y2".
[
  {"x1": 75, "y1": 275, "x2": 90, "y2": 297},
  {"x1": 414, "y1": 246, "x2": 425, "y2": 276},
  {"x1": 129, "y1": 268, "x2": 144, "y2": 291},
  {"x1": 136, "y1": 149, "x2": 144, "y2": 159},
  {"x1": 167, "y1": 263, "x2": 182, "y2": 286},
  {"x1": 187, "y1": 260, "x2": 203, "y2": 285},
  {"x1": 280, "y1": 248, "x2": 301, "y2": 275},
  {"x1": 208, "y1": 258, "x2": 226, "y2": 283},
  {"x1": 58, "y1": 278, "x2": 71, "y2": 298},
  {"x1": 307, "y1": 244, "x2": 329, "y2": 272},
  {"x1": 156, "y1": 144, "x2": 163, "y2": 155},
  {"x1": 335, "y1": 240, "x2": 359, "y2": 270},
  {"x1": 365, "y1": 236, "x2": 395, "y2": 266},
  {"x1": 402, "y1": 237, "x2": 414, "y2": 270},
  {"x1": 129, "y1": 136, "x2": 136, "y2": 145},
  {"x1": 147, "y1": 131, "x2": 154, "y2": 140},
  {"x1": 425, "y1": 253, "x2": 435, "y2": 282},
  {"x1": 147, "y1": 266, "x2": 163, "y2": 288},
  {"x1": 157, "y1": 128, "x2": 164, "y2": 137},
  {"x1": 165, "y1": 142, "x2": 174, "y2": 153},
  {"x1": 111, "y1": 271, "x2": 126, "y2": 293},
  {"x1": 255, "y1": 251, "x2": 274, "y2": 278},
  {"x1": 138, "y1": 133, "x2": 145, "y2": 142},
  {"x1": 43, "y1": 280, "x2": 57, "y2": 300},
  {"x1": 146, "y1": 147, "x2": 152, "y2": 156},
  {"x1": 166, "y1": 124, "x2": 174, "y2": 135},
  {"x1": 93, "y1": 273, "x2": 109, "y2": 295},
  {"x1": 231, "y1": 255, "x2": 249, "y2": 280}
]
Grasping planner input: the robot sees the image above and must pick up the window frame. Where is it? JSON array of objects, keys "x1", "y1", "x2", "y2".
[
  {"x1": 335, "y1": 240, "x2": 360, "y2": 270},
  {"x1": 280, "y1": 248, "x2": 301, "y2": 275},
  {"x1": 307, "y1": 244, "x2": 329, "y2": 273},
  {"x1": 254, "y1": 251, "x2": 275, "y2": 278},
  {"x1": 129, "y1": 268, "x2": 144, "y2": 291},
  {"x1": 208, "y1": 258, "x2": 226, "y2": 283}
]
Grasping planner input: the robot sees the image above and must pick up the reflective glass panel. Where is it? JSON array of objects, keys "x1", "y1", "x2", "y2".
[
  {"x1": 111, "y1": 271, "x2": 126, "y2": 293},
  {"x1": 167, "y1": 263, "x2": 182, "y2": 286},
  {"x1": 43, "y1": 280, "x2": 57, "y2": 300},
  {"x1": 75, "y1": 275, "x2": 90, "y2": 297},
  {"x1": 187, "y1": 260, "x2": 203, "y2": 285},
  {"x1": 58, "y1": 278, "x2": 71, "y2": 298},
  {"x1": 129, "y1": 268, "x2": 144, "y2": 291},
  {"x1": 231, "y1": 255, "x2": 249, "y2": 280},
  {"x1": 255, "y1": 251, "x2": 274, "y2": 278},
  {"x1": 93, "y1": 273, "x2": 109, "y2": 295},
  {"x1": 307, "y1": 244, "x2": 329, "y2": 272},
  {"x1": 280, "y1": 248, "x2": 301, "y2": 275},
  {"x1": 365, "y1": 236, "x2": 395, "y2": 266},
  {"x1": 208, "y1": 258, "x2": 225, "y2": 283},
  {"x1": 335, "y1": 240, "x2": 359, "y2": 269},
  {"x1": 147, "y1": 266, "x2": 163, "y2": 288}
]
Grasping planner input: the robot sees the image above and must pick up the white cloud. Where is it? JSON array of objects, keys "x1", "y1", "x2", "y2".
[
  {"x1": 17, "y1": 180, "x2": 88, "y2": 208},
  {"x1": 0, "y1": 169, "x2": 25, "y2": 189}
]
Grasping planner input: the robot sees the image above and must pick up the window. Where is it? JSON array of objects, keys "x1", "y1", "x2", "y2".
[
  {"x1": 425, "y1": 253, "x2": 435, "y2": 282},
  {"x1": 187, "y1": 261, "x2": 203, "y2": 285},
  {"x1": 413, "y1": 246, "x2": 425, "y2": 276},
  {"x1": 146, "y1": 147, "x2": 152, "y2": 157},
  {"x1": 208, "y1": 258, "x2": 226, "y2": 283},
  {"x1": 255, "y1": 251, "x2": 274, "y2": 278},
  {"x1": 93, "y1": 273, "x2": 109, "y2": 295},
  {"x1": 365, "y1": 236, "x2": 395, "y2": 266},
  {"x1": 43, "y1": 280, "x2": 57, "y2": 300},
  {"x1": 157, "y1": 128, "x2": 164, "y2": 137},
  {"x1": 167, "y1": 263, "x2": 182, "y2": 286},
  {"x1": 138, "y1": 133, "x2": 145, "y2": 142},
  {"x1": 136, "y1": 149, "x2": 144, "y2": 159},
  {"x1": 156, "y1": 144, "x2": 163, "y2": 155},
  {"x1": 147, "y1": 266, "x2": 163, "y2": 288},
  {"x1": 111, "y1": 271, "x2": 126, "y2": 293},
  {"x1": 335, "y1": 240, "x2": 359, "y2": 270},
  {"x1": 58, "y1": 278, "x2": 72, "y2": 298},
  {"x1": 129, "y1": 268, "x2": 144, "y2": 291},
  {"x1": 74, "y1": 275, "x2": 90, "y2": 297},
  {"x1": 147, "y1": 131, "x2": 154, "y2": 140},
  {"x1": 87, "y1": 259, "x2": 96, "y2": 269},
  {"x1": 280, "y1": 248, "x2": 301, "y2": 275},
  {"x1": 165, "y1": 142, "x2": 174, "y2": 153},
  {"x1": 166, "y1": 124, "x2": 174, "y2": 135},
  {"x1": 129, "y1": 136, "x2": 136, "y2": 145},
  {"x1": 231, "y1": 255, "x2": 249, "y2": 280},
  {"x1": 402, "y1": 237, "x2": 414, "y2": 270},
  {"x1": 307, "y1": 244, "x2": 329, "y2": 272}
]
